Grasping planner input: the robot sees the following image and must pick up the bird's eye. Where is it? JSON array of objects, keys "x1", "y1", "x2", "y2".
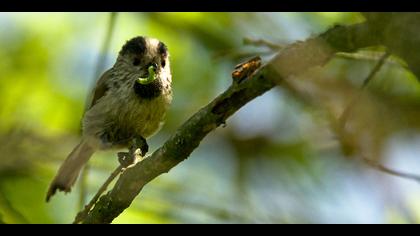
[
  {"x1": 161, "y1": 60, "x2": 166, "y2": 68},
  {"x1": 133, "y1": 58, "x2": 141, "y2": 66}
]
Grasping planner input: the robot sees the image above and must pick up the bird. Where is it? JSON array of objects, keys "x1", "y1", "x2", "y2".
[{"x1": 46, "y1": 36, "x2": 173, "y2": 202}]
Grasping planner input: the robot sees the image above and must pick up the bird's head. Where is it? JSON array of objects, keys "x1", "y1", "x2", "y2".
[{"x1": 116, "y1": 36, "x2": 170, "y2": 85}]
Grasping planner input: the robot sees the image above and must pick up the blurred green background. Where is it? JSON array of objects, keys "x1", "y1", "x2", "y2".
[{"x1": 1, "y1": 12, "x2": 420, "y2": 224}]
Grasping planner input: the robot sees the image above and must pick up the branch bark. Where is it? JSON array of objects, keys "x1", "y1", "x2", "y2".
[{"x1": 81, "y1": 22, "x2": 380, "y2": 224}]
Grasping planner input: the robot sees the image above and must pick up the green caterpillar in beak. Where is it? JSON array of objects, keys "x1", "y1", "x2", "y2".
[{"x1": 137, "y1": 65, "x2": 156, "y2": 85}]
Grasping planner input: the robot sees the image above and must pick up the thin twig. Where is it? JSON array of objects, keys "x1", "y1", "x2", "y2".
[
  {"x1": 79, "y1": 12, "x2": 118, "y2": 210},
  {"x1": 93, "y1": 12, "x2": 118, "y2": 80},
  {"x1": 242, "y1": 37, "x2": 283, "y2": 50},
  {"x1": 336, "y1": 51, "x2": 403, "y2": 68},
  {"x1": 212, "y1": 49, "x2": 273, "y2": 62},
  {"x1": 338, "y1": 51, "x2": 391, "y2": 129},
  {"x1": 73, "y1": 164, "x2": 124, "y2": 224},
  {"x1": 362, "y1": 51, "x2": 391, "y2": 88},
  {"x1": 361, "y1": 156, "x2": 420, "y2": 184}
]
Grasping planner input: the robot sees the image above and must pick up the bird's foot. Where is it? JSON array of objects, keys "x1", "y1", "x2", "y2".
[
  {"x1": 130, "y1": 136, "x2": 149, "y2": 156},
  {"x1": 117, "y1": 136, "x2": 148, "y2": 167},
  {"x1": 117, "y1": 151, "x2": 137, "y2": 167}
]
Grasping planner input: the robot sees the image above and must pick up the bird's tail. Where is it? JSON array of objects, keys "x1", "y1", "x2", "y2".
[{"x1": 46, "y1": 140, "x2": 95, "y2": 202}]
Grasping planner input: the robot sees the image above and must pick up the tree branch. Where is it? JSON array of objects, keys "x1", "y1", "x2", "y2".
[
  {"x1": 82, "y1": 63, "x2": 277, "y2": 224},
  {"x1": 81, "y1": 22, "x2": 379, "y2": 224}
]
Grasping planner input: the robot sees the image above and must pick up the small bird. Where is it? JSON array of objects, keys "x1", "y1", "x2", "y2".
[{"x1": 46, "y1": 36, "x2": 172, "y2": 201}]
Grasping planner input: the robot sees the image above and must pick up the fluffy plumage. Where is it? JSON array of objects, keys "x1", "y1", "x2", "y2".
[{"x1": 46, "y1": 36, "x2": 172, "y2": 201}]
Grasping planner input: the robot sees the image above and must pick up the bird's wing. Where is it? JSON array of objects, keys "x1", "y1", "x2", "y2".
[{"x1": 85, "y1": 69, "x2": 112, "y2": 111}]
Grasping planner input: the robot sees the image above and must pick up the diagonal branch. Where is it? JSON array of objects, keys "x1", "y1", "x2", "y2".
[
  {"x1": 82, "y1": 63, "x2": 277, "y2": 224},
  {"x1": 81, "y1": 22, "x2": 379, "y2": 224}
]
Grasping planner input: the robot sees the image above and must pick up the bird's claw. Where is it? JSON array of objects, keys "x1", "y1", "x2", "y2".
[
  {"x1": 117, "y1": 152, "x2": 136, "y2": 167},
  {"x1": 130, "y1": 136, "x2": 148, "y2": 156},
  {"x1": 118, "y1": 136, "x2": 148, "y2": 167}
]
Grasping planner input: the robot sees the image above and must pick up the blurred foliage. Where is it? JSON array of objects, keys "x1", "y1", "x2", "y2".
[{"x1": 1, "y1": 12, "x2": 420, "y2": 224}]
